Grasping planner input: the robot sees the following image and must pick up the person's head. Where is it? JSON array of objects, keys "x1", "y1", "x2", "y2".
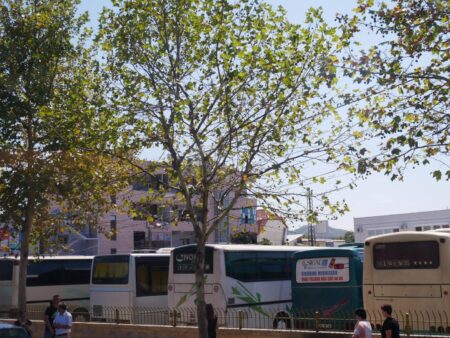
[
  {"x1": 354, "y1": 308, "x2": 367, "y2": 320},
  {"x1": 206, "y1": 304, "x2": 215, "y2": 319},
  {"x1": 58, "y1": 302, "x2": 67, "y2": 314},
  {"x1": 381, "y1": 304, "x2": 392, "y2": 317},
  {"x1": 52, "y1": 294, "x2": 61, "y2": 306}
]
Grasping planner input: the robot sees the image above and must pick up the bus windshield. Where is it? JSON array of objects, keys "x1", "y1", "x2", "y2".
[
  {"x1": 92, "y1": 255, "x2": 129, "y2": 284},
  {"x1": 373, "y1": 241, "x2": 439, "y2": 269}
]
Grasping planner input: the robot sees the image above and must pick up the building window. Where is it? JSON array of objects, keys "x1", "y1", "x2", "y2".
[
  {"x1": 423, "y1": 226, "x2": 431, "y2": 231},
  {"x1": 241, "y1": 207, "x2": 256, "y2": 224},
  {"x1": 181, "y1": 238, "x2": 190, "y2": 245},
  {"x1": 110, "y1": 248, "x2": 117, "y2": 254},
  {"x1": 393, "y1": 228, "x2": 399, "y2": 232},
  {"x1": 134, "y1": 231, "x2": 146, "y2": 250},
  {"x1": 415, "y1": 226, "x2": 422, "y2": 231},
  {"x1": 110, "y1": 215, "x2": 117, "y2": 241},
  {"x1": 433, "y1": 225, "x2": 441, "y2": 230},
  {"x1": 132, "y1": 173, "x2": 169, "y2": 191}
]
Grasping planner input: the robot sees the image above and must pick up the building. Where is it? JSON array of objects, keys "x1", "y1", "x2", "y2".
[
  {"x1": 0, "y1": 171, "x2": 257, "y2": 255},
  {"x1": 256, "y1": 209, "x2": 287, "y2": 245},
  {"x1": 98, "y1": 174, "x2": 257, "y2": 254},
  {"x1": 354, "y1": 209, "x2": 450, "y2": 243}
]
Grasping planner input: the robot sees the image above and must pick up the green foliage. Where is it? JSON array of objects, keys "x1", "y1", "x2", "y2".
[
  {"x1": 258, "y1": 238, "x2": 272, "y2": 245},
  {"x1": 231, "y1": 231, "x2": 257, "y2": 244},
  {"x1": 344, "y1": 231, "x2": 355, "y2": 243},
  {"x1": 0, "y1": 0, "x2": 129, "y2": 310},
  {"x1": 341, "y1": 0, "x2": 450, "y2": 180},
  {"x1": 99, "y1": 0, "x2": 354, "y2": 228},
  {"x1": 98, "y1": 1, "x2": 355, "y2": 336}
]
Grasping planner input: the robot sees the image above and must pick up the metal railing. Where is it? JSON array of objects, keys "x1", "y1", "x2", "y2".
[{"x1": 15, "y1": 305, "x2": 450, "y2": 336}]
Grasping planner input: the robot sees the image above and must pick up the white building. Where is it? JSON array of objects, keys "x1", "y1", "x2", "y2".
[
  {"x1": 354, "y1": 209, "x2": 450, "y2": 243},
  {"x1": 256, "y1": 210, "x2": 287, "y2": 245}
]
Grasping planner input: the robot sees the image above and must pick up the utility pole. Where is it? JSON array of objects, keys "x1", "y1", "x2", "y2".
[{"x1": 307, "y1": 188, "x2": 316, "y2": 246}]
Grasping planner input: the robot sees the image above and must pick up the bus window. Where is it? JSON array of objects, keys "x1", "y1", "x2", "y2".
[
  {"x1": 92, "y1": 255, "x2": 129, "y2": 284},
  {"x1": 63, "y1": 259, "x2": 91, "y2": 285},
  {"x1": 225, "y1": 251, "x2": 291, "y2": 282},
  {"x1": 225, "y1": 251, "x2": 258, "y2": 282},
  {"x1": 258, "y1": 252, "x2": 290, "y2": 281},
  {"x1": 0, "y1": 260, "x2": 13, "y2": 281},
  {"x1": 135, "y1": 256, "x2": 169, "y2": 297},
  {"x1": 27, "y1": 260, "x2": 64, "y2": 286},
  {"x1": 373, "y1": 241, "x2": 439, "y2": 269}
]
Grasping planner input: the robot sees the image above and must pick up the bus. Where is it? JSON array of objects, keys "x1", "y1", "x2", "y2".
[
  {"x1": 291, "y1": 247, "x2": 364, "y2": 330},
  {"x1": 168, "y1": 244, "x2": 312, "y2": 329},
  {"x1": 90, "y1": 252, "x2": 170, "y2": 324},
  {"x1": 364, "y1": 231, "x2": 450, "y2": 333},
  {"x1": 0, "y1": 255, "x2": 92, "y2": 321}
]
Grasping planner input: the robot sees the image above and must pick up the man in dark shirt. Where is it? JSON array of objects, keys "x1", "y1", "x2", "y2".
[
  {"x1": 381, "y1": 304, "x2": 400, "y2": 338},
  {"x1": 44, "y1": 294, "x2": 60, "y2": 338}
]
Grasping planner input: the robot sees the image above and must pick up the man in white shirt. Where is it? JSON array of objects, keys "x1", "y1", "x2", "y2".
[
  {"x1": 352, "y1": 308, "x2": 372, "y2": 338},
  {"x1": 53, "y1": 303, "x2": 72, "y2": 338}
]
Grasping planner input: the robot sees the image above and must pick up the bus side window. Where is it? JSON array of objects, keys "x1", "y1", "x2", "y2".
[
  {"x1": 0, "y1": 260, "x2": 13, "y2": 281},
  {"x1": 136, "y1": 257, "x2": 169, "y2": 297}
]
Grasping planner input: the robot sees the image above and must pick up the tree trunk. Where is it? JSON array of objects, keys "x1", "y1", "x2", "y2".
[
  {"x1": 18, "y1": 148, "x2": 36, "y2": 313},
  {"x1": 18, "y1": 201, "x2": 34, "y2": 313},
  {"x1": 195, "y1": 241, "x2": 207, "y2": 338}
]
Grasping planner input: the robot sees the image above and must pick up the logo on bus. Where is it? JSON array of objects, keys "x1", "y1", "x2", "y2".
[
  {"x1": 301, "y1": 259, "x2": 329, "y2": 269},
  {"x1": 175, "y1": 253, "x2": 195, "y2": 263}
]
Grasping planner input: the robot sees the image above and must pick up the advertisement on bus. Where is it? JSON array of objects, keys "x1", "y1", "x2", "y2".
[{"x1": 296, "y1": 257, "x2": 350, "y2": 283}]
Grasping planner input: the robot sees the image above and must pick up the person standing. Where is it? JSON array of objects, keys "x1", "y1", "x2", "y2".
[
  {"x1": 43, "y1": 294, "x2": 60, "y2": 338},
  {"x1": 53, "y1": 303, "x2": 72, "y2": 338},
  {"x1": 381, "y1": 304, "x2": 400, "y2": 338},
  {"x1": 352, "y1": 308, "x2": 372, "y2": 338},
  {"x1": 14, "y1": 310, "x2": 33, "y2": 337},
  {"x1": 206, "y1": 304, "x2": 218, "y2": 338}
]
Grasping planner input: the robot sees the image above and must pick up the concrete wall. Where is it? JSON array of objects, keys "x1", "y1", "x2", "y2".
[{"x1": 7, "y1": 319, "x2": 439, "y2": 338}]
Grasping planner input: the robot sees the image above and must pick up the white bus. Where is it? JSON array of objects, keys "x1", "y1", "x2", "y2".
[
  {"x1": 90, "y1": 252, "x2": 170, "y2": 324},
  {"x1": 0, "y1": 255, "x2": 92, "y2": 321},
  {"x1": 168, "y1": 244, "x2": 311, "y2": 329},
  {"x1": 363, "y1": 231, "x2": 450, "y2": 333}
]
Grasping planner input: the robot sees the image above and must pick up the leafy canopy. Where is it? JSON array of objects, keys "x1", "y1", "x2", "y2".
[{"x1": 341, "y1": 0, "x2": 449, "y2": 180}]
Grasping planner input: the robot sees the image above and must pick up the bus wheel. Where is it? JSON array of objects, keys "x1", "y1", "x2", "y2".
[
  {"x1": 273, "y1": 312, "x2": 291, "y2": 330},
  {"x1": 73, "y1": 309, "x2": 90, "y2": 322}
]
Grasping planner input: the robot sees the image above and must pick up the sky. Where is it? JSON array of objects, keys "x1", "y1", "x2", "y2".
[{"x1": 79, "y1": 0, "x2": 450, "y2": 231}]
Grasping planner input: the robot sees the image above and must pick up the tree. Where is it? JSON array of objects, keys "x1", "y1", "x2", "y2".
[
  {"x1": 340, "y1": 0, "x2": 449, "y2": 180},
  {"x1": 344, "y1": 231, "x2": 355, "y2": 243},
  {"x1": 0, "y1": 0, "x2": 128, "y2": 312},
  {"x1": 98, "y1": 0, "x2": 354, "y2": 336}
]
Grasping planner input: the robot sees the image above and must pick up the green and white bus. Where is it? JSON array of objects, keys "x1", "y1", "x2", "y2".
[{"x1": 168, "y1": 244, "x2": 311, "y2": 329}]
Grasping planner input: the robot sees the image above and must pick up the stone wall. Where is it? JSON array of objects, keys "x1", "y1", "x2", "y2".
[{"x1": 10, "y1": 319, "x2": 439, "y2": 338}]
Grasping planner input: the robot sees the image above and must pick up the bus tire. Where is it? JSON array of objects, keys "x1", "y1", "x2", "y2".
[
  {"x1": 273, "y1": 312, "x2": 291, "y2": 330},
  {"x1": 73, "y1": 308, "x2": 90, "y2": 322}
]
